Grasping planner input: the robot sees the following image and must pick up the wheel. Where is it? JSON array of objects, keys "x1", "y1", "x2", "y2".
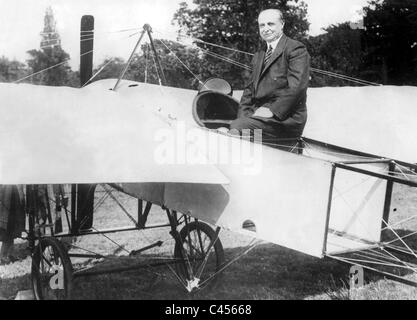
[
  {"x1": 174, "y1": 221, "x2": 224, "y2": 291},
  {"x1": 31, "y1": 237, "x2": 73, "y2": 300}
]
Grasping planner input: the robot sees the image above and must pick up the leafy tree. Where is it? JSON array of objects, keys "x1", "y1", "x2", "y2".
[
  {"x1": 93, "y1": 41, "x2": 211, "y2": 90},
  {"x1": 66, "y1": 70, "x2": 81, "y2": 88},
  {"x1": 307, "y1": 23, "x2": 365, "y2": 87},
  {"x1": 26, "y1": 7, "x2": 72, "y2": 86},
  {"x1": 173, "y1": 0, "x2": 310, "y2": 89},
  {"x1": 131, "y1": 41, "x2": 222, "y2": 89},
  {"x1": 91, "y1": 57, "x2": 126, "y2": 82},
  {"x1": 306, "y1": 0, "x2": 417, "y2": 87},
  {"x1": 0, "y1": 56, "x2": 27, "y2": 82},
  {"x1": 362, "y1": 0, "x2": 417, "y2": 85}
]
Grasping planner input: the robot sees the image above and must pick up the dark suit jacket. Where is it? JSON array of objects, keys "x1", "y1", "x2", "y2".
[{"x1": 239, "y1": 34, "x2": 310, "y2": 137}]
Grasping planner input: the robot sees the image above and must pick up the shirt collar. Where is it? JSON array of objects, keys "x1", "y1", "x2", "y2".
[{"x1": 266, "y1": 34, "x2": 283, "y2": 51}]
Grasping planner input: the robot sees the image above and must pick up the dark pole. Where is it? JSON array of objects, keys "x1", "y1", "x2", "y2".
[
  {"x1": 381, "y1": 161, "x2": 396, "y2": 240},
  {"x1": 80, "y1": 15, "x2": 94, "y2": 87},
  {"x1": 75, "y1": 15, "x2": 96, "y2": 233},
  {"x1": 27, "y1": 185, "x2": 36, "y2": 251}
]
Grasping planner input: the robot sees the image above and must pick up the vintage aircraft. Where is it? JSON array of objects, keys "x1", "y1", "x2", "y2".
[{"x1": 1, "y1": 17, "x2": 417, "y2": 299}]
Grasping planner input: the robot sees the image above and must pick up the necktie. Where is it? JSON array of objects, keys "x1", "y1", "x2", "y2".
[{"x1": 264, "y1": 45, "x2": 273, "y2": 66}]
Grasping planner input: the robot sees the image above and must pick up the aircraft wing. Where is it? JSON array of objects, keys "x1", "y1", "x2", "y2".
[
  {"x1": 232, "y1": 85, "x2": 417, "y2": 163},
  {"x1": 1, "y1": 79, "x2": 415, "y2": 258},
  {"x1": 90, "y1": 80, "x2": 417, "y2": 164},
  {"x1": 305, "y1": 86, "x2": 417, "y2": 164},
  {"x1": 0, "y1": 81, "x2": 228, "y2": 185}
]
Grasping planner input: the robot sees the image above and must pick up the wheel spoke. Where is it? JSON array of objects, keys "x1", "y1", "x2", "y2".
[
  {"x1": 174, "y1": 221, "x2": 224, "y2": 291},
  {"x1": 196, "y1": 229, "x2": 205, "y2": 257},
  {"x1": 32, "y1": 237, "x2": 72, "y2": 300},
  {"x1": 41, "y1": 253, "x2": 53, "y2": 268}
]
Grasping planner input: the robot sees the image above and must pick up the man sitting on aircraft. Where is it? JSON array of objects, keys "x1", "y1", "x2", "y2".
[{"x1": 230, "y1": 8, "x2": 310, "y2": 145}]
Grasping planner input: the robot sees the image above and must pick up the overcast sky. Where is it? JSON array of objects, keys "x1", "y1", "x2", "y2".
[{"x1": 0, "y1": 0, "x2": 369, "y2": 70}]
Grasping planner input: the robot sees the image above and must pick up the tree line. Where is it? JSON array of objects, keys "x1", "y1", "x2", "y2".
[
  {"x1": 0, "y1": 7, "x2": 79, "y2": 86},
  {"x1": 1, "y1": 0, "x2": 416, "y2": 89}
]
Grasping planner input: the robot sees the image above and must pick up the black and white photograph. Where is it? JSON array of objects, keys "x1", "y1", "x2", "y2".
[{"x1": 0, "y1": 0, "x2": 417, "y2": 304}]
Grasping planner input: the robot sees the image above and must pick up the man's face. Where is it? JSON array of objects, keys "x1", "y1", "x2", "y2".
[{"x1": 258, "y1": 10, "x2": 284, "y2": 43}]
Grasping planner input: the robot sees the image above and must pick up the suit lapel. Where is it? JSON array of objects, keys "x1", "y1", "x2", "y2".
[
  {"x1": 253, "y1": 51, "x2": 264, "y2": 92},
  {"x1": 259, "y1": 34, "x2": 287, "y2": 79}
]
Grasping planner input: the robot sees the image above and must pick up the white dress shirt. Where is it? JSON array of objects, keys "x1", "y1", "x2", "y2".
[
  {"x1": 255, "y1": 34, "x2": 284, "y2": 118},
  {"x1": 267, "y1": 34, "x2": 283, "y2": 52}
]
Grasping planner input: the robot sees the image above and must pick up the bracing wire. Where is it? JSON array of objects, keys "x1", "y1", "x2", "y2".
[
  {"x1": 326, "y1": 239, "x2": 417, "y2": 274},
  {"x1": 144, "y1": 43, "x2": 149, "y2": 83},
  {"x1": 14, "y1": 25, "x2": 145, "y2": 85},
  {"x1": 197, "y1": 239, "x2": 263, "y2": 289},
  {"x1": 382, "y1": 219, "x2": 417, "y2": 259},
  {"x1": 150, "y1": 43, "x2": 163, "y2": 86},
  {"x1": 14, "y1": 60, "x2": 69, "y2": 83},
  {"x1": 311, "y1": 68, "x2": 381, "y2": 86},
  {"x1": 23, "y1": 25, "x2": 382, "y2": 89},
  {"x1": 13, "y1": 49, "x2": 94, "y2": 83},
  {"x1": 14, "y1": 25, "x2": 417, "y2": 290},
  {"x1": 45, "y1": 184, "x2": 170, "y2": 279},
  {"x1": 20, "y1": 25, "x2": 384, "y2": 88},
  {"x1": 179, "y1": 34, "x2": 253, "y2": 56},
  {"x1": 78, "y1": 27, "x2": 141, "y2": 35},
  {"x1": 81, "y1": 57, "x2": 114, "y2": 88},
  {"x1": 156, "y1": 38, "x2": 205, "y2": 87},
  {"x1": 198, "y1": 47, "x2": 252, "y2": 70},
  {"x1": 154, "y1": 28, "x2": 382, "y2": 87}
]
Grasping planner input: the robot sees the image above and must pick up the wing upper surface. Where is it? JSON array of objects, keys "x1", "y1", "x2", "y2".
[{"x1": 0, "y1": 81, "x2": 228, "y2": 185}]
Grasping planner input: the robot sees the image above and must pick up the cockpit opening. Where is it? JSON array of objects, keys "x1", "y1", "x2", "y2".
[{"x1": 192, "y1": 78, "x2": 239, "y2": 130}]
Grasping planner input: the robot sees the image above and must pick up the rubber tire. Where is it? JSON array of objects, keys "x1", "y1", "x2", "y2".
[
  {"x1": 31, "y1": 237, "x2": 73, "y2": 300},
  {"x1": 174, "y1": 221, "x2": 224, "y2": 290}
]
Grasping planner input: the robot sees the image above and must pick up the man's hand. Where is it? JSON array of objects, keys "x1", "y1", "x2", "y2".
[
  {"x1": 217, "y1": 127, "x2": 229, "y2": 134},
  {"x1": 253, "y1": 107, "x2": 273, "y2": 118}
]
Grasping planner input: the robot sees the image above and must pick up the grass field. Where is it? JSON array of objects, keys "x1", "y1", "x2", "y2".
[{"x1": 1, "y1": 183, "x2": 417, "y2": 300}]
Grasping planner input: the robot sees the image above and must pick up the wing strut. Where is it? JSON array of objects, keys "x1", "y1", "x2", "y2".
[
  {"x1": 145, "y1": 25, "x2": 167, "y2": 86},
  {"x1": 113, "y1": 24, "x2": 166, "y2": 91}
]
